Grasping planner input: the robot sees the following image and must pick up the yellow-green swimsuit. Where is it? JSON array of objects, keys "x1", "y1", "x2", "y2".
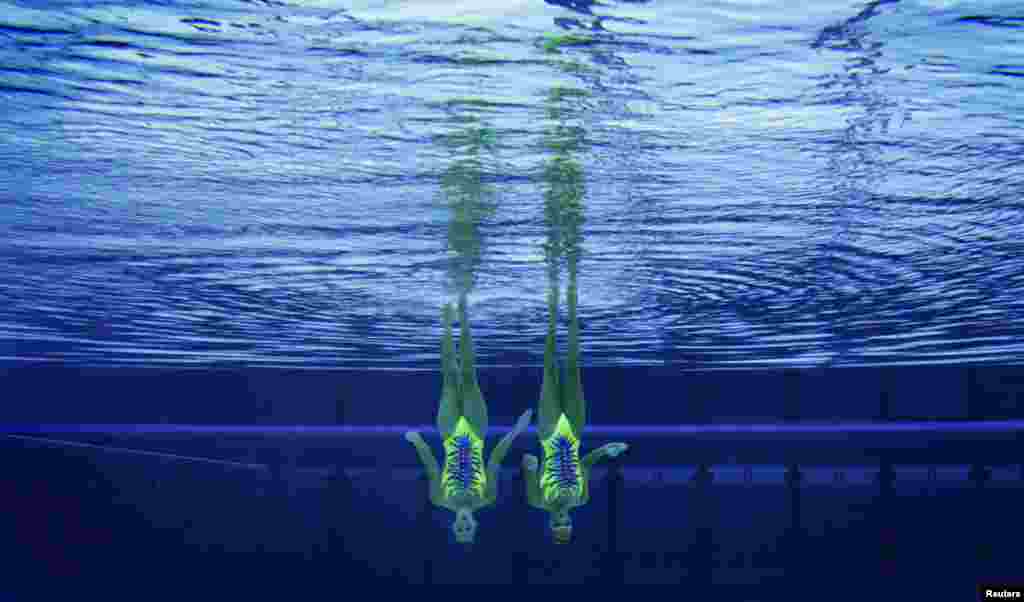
[
  {"x1": 440, "y1": 416, "x2": 486, "y2": 501},
  {"x1": 539, "y1": 413, "x2": 584, "y2": 506}
]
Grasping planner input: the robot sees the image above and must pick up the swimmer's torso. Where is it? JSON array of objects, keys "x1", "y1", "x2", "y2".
[
  {"x1": 540, "y1": 413, "x2": 586, "y2": 507},
  {"x1": 441, "y1": 416, "x2": 486, "y2": 504}
]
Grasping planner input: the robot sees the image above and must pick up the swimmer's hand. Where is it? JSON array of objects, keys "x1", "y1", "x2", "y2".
[
  {"x1": 603, "y1": 442, "x2": 629, "y2": 458},
  {"x1": 522, "y1": 454, "x2": 539, "y2": 472},
  {"x1": 404, "y1": 431, "x2": 423, "y2": 444},
  {"x1": 514, "y1": 409, "x2": 533, "y2": 434}
]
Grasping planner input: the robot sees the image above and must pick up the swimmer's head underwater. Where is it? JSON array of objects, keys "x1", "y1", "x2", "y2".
[
  {"x1": 451, "y1": 506, "x2": 478, "y2": 544},
  {"x1": 549, "y1": 507, "x2": 573, "y2": 544}
]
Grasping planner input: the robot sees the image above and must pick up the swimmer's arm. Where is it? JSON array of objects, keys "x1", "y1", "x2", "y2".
[
  {"x1": 483, "y1": 409, "x2": 533, "y2": 504},
  {"x1": 522, "y1": 454, "x2": 544, "y2": 509},
  {"x1": 405, "y1": 431, "x2": 440, "y2": 485},
  {"x1": 582, "y1": 442, "x2": 630, "y2": 470}
]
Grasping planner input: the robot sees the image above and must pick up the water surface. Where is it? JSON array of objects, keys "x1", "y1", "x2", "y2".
[{"x1": 2, "y1": 0, "x2": 1022, "y2": 369}]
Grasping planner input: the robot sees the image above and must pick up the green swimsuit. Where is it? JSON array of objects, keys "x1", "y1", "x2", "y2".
[
  {"x1": 441, "y1": 416, "x2": 487, "y2": 501},
  {"x1": 539, "y1": 413, "x2": 585, "y2": 507}
]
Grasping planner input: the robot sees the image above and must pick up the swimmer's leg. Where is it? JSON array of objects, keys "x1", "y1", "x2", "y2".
[
  {"x1": 538, "y1": 283, "x2": 561, "y2": 441},
  {"x1": 458, "y1": 293, "x2": 488, "y2": 438},
  {"x1": 563, "y1": 270, "x2": 585, "y2": 436},
  {"x1": 436, "y1": 302, "x2": 461, "y2": 438}
]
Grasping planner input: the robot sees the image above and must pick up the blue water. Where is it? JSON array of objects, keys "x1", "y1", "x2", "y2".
[
  {"x1": 2, "y1": 0, "x2": 1024, "y2": 594},
  {"x1": 2, "y1": 0, "x2": 1023, "y2": 369}
]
